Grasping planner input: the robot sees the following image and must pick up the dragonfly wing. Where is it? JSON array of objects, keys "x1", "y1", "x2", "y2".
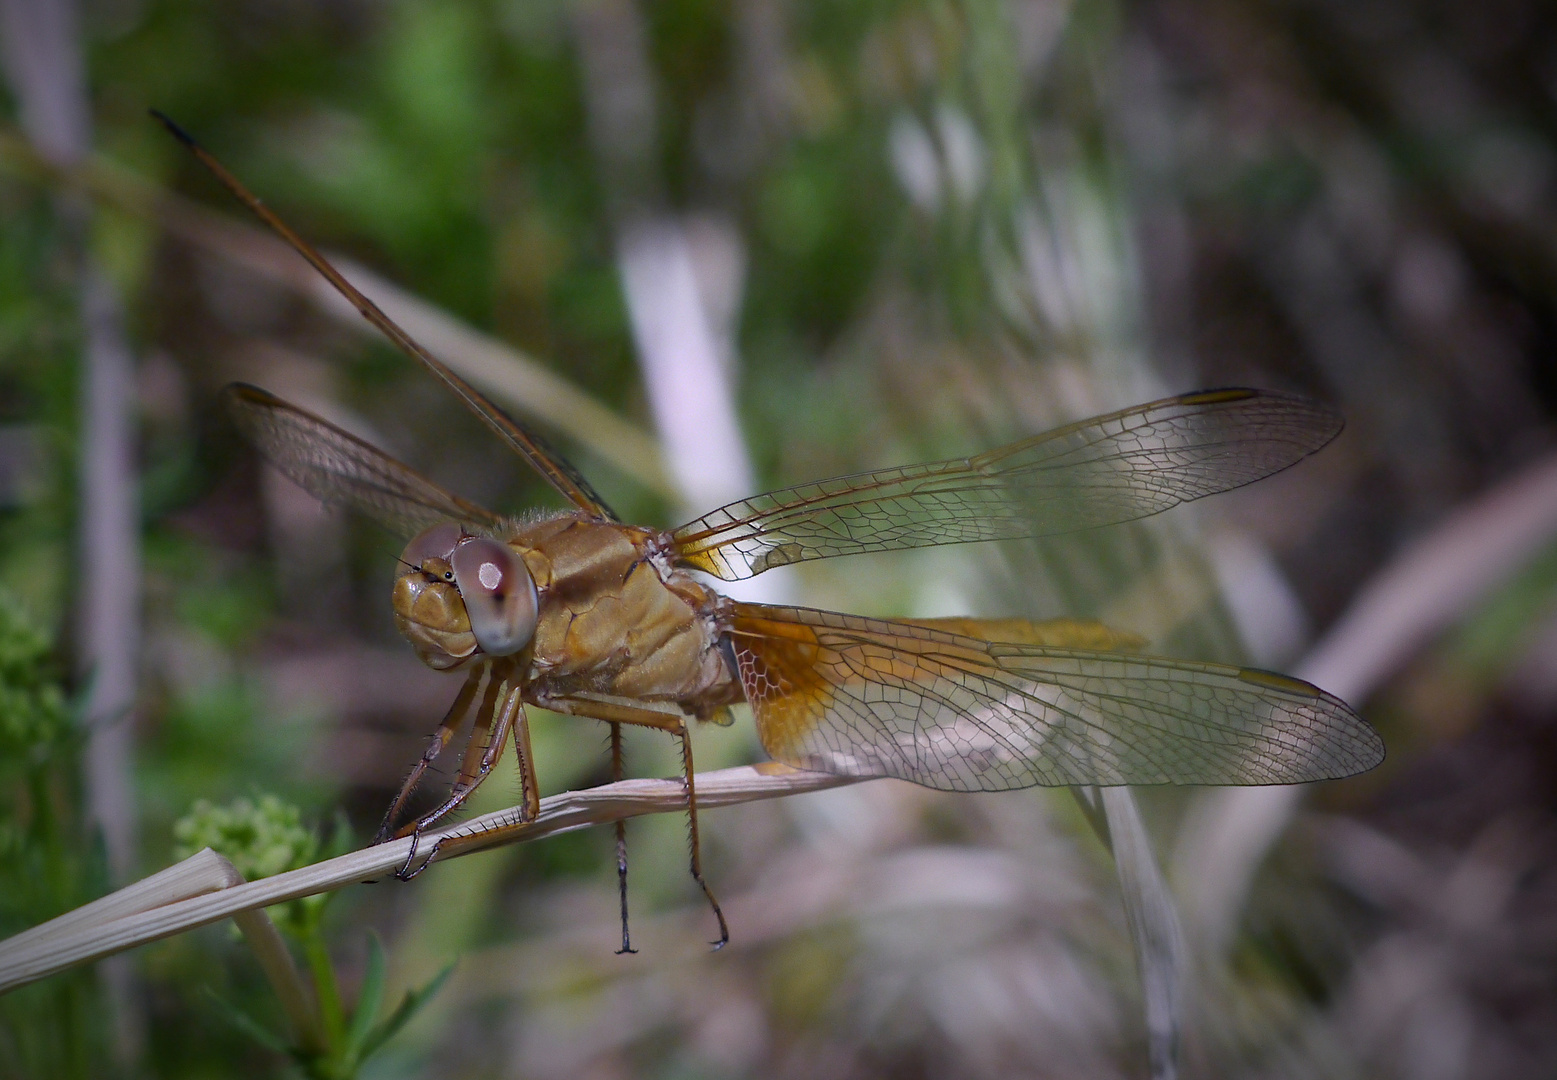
[
  {"x1": 226, "y1": 383, "x2": 505, "y2": 537},
  {"x1": 440, "y1": 377, "x2": 622, "y2": 522},
  {"x1": 674, "y1": 388, "x2": 1341, "y2": 579},
  {"x1": 726, "y1": 603, "x2": 1384, "y2": 791},
  {"x1": 155, "y1": 113, "x2": 619, "y2": 522}
]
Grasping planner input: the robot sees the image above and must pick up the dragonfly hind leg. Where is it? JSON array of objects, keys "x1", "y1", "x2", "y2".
[
  {"x1": 674, "y1": 720, "x2": 729, "y2": 949},
  {"x1": 609, "y1": 722, "x2": 637, "y2": 954},
  {"x1": 537, "y1": 695, "x2": 729, "y2": 950}
]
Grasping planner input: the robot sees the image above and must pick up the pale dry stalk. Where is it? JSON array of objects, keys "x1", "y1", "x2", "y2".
[{"x1": 0, "y1": 765, "x2": 852, "y2": 996}]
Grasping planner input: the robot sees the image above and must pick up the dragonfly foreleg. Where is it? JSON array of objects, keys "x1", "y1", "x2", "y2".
[
  {"x1": 377, "y1": 665, "x2": 485, "y2": 844},
  {"x1": 394, "y1": 661, "x2": 523, "y2": 839}
]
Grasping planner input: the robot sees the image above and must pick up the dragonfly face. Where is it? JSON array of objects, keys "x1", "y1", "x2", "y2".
[
  {"x1": 393, "y1": 524, "x2": 541, "y2": 667},
  {"x1": 393, "y1": 525, "x2": 476, "y2": 669}
]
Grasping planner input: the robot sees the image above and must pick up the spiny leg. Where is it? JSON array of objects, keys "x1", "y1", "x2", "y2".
[
  {"x1": 394, "y1": 691, "x2": 730, "y2": 948},
  {"x1": 396, "y1": 664, "x2": 521, "y2": 878},
  {"x1": 400, "y1": 691, "x2": 538, "y2": 882},
  {"x1": 609, "y1": 722, "x2": 636, "y2": 955},
  {"x1": 675, "y1": 720, "x2": 728, "y2": 949},
  {"x1": 403, "y1": 668, "x2": 522, "y2": 835},
  {"x1": 377, "y1": 666, "x2": 485, "y2": 844},
  {"x1": 515, "y1": 694, "x2": 727, "y2": 948},
  {"x1": 512, "y1": 699, "x2": 541, "y2": 823},
  {"x1": 395, "y1": 673, "x2": 500, "y2": 878}
]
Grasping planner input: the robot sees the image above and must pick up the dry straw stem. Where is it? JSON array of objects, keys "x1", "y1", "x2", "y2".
[
  {"x1": 0, "y1": 765, "x2": 851, "y2": 996},
  {"x1": 1099, "y1": 786, "x2": 1188, "y2": 1080},
  {"x1": 0, "y1": 127, "x2": 674, "y2": 499}
]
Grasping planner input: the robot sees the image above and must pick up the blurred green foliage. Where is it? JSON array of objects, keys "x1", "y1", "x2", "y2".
[
  {"x1": 0, "y1": 596, "x2": 66, "y2": 756},
  {"x1": 0, "y1": 599, "x2": 107, "y2": 1079},
  {"x1": 173, "y1": 793, "x2": 320, "y2": 881}
]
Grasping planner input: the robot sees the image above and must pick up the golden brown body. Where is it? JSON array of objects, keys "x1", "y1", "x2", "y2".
[
  {"x1": 394, "y1": 513, "x2": 737, "y2": 716},
  {"x1": 513, "y1": 516, "x2": 733, "y2": 709}
]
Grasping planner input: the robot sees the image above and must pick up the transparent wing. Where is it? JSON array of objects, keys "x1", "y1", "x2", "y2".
[
  {"x1": 462, "y1": 385, "x2": 621, "y2": 522},
  {"x1": 675, "y1": 388, "x2": 1341, "y2": 579},
  {"x1": 226, "y1": 383, "x2": 504, "y2": 537},
  {"x1": 155, "y1": 112, "x2": 619, "y2": 521},
  {"x1": 727, "y1": 603, "x2": 1384, "y2": 791}
]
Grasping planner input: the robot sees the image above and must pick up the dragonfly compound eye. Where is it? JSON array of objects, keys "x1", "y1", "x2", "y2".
[
  {"x1": 400, "y1": 523, "x2": 462, "y2": 570},
  {"x1": 451, "y1": 537, "x2": 539, "y2": 656}
]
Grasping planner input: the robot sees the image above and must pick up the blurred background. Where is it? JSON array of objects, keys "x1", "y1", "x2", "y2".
[{"x1": 2, "y1": 0, "x2": 1556, "y2": 1076}]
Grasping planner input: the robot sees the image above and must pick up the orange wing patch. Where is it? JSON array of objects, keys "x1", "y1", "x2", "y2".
[
  {"x1": 725, "y1": 608, "x2": 834, "y2": 762},
  {"x1": 726, "y1": 602, "x2": 1384, "y2": 792}
]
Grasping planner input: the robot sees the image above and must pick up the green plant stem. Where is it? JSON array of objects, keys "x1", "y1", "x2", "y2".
[{"x1": 299, "y1": 927, "x2": 345, "y2": 1049}]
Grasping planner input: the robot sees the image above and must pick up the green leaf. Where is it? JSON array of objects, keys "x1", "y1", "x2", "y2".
[
  {"x1": 356, "y1": 960, "x2": 456, "y2": 1063},
  {"x1": 342, "y1": 933, "x2": 389, "y2": 1063},
  {"x1": 201, "y1": 987, "x2": 292, "y2": 1057}
]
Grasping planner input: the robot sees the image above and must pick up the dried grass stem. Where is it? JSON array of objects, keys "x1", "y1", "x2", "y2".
[{"x1": 0, "y1": 765, "x2": 851, "y2": 995}]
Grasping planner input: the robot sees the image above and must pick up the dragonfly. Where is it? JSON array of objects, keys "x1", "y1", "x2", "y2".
[{"x1": 156, "y1": 112, "x2": 1384, "y2": 951}]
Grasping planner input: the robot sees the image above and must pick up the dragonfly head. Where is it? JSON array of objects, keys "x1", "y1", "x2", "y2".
[{"x1": 392, "y1": 523, "x2": 539, "y2": 669}]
